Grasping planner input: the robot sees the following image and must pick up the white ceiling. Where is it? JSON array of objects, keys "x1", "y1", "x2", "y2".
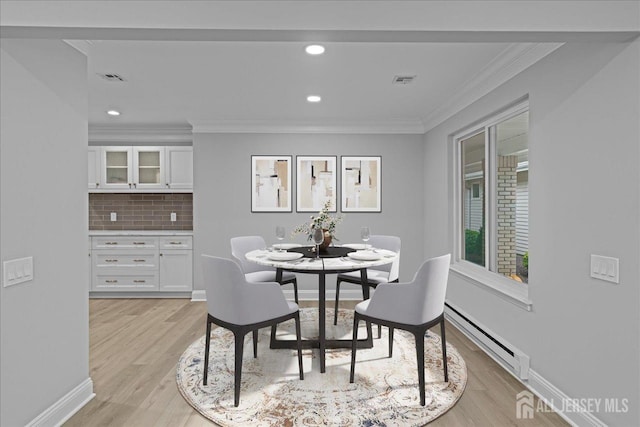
[
  {"x1": 2, "y1": 1, "x2": 637, "y2": 134},
  {"x1": 87, "y1": 40, "x2": 512, "y2": 130}
]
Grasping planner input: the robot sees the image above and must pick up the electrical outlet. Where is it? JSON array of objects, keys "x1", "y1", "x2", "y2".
[
  {"x1": 110, "y1": 212, "x2": 117, "y2": 222},
  {"x1": 170, "y1": 212, "x2": 177, "y2": 222}
]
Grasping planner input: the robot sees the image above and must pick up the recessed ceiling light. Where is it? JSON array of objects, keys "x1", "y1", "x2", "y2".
[
  {"x1": 106, "y1": 109, "x2": 121, "y2": 116},
  {"x1": 306, "y1": 95, "x2": 322, "y2": 103},
  {"x1": 305, "y1": 44, "x2": 325, "y2": 55}
]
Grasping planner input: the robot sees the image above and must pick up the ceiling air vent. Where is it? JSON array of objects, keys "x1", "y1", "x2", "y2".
[
  {"x1": 98, "y1": 73, "x2": 126, "y2": 82},
  {"x1": 392, "y1": 75, "x2": 416, "y2": 85}
]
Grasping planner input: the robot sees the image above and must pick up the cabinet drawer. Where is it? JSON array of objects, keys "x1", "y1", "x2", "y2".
[
  {"x1": 93, "y1": 273, "x2": 159, "y2": 291},
  {"x1": 92, "y1": 237, "x2": 158, "y2": 249},
  {"x1": 93, "y1": 252, "x2": 158, "y2": 270},
  {"x1": 159, "y1": 236, "x2": 192, "y2": 250}
]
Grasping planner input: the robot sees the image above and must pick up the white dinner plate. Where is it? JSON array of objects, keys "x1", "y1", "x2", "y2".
[
  {"x1": 273, "y1": 243, "x2": 302, "y2": 250},
  {"x1": 347, "y1": 250, "x2": 382, "y2": 261},
  {"x1": 341, "y1": 243, "x2": 368, "y2": 250},
  {"x1": 268, "y1": 252, "x2": 304, "y2": 261}
]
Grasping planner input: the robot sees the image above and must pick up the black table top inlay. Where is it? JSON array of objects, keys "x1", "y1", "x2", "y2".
[{"x1": 288, "y1": 246, "x2": 355, "y2": 259}]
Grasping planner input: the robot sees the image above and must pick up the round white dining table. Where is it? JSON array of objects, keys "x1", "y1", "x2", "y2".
[{"x1": 245, "y1": 245, "x2": 398, "y2": 373}]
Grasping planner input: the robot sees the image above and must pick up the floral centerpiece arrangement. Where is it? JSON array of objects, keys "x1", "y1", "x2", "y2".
[{"x1": 292, "y1": 200, "x2": 343, "y2": 247}]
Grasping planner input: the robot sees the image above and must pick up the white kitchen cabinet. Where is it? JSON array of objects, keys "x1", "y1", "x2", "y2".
[
  {"x1": 88, "y1": 146, "x2": 101, "y2": 189},
  {"x1": 165, "y1": 146, "x2": 193, "y2": 190},
  {"x1": 159, "y1": 251, "x2": 193, "y2": 291},
  {"x1": 90, "y1": 146, "x2": 192, "y2": 192},
  {"x1": 101, "y1": 146, "x2": 133, "y2": 190},
  {"x1": 159, "y1": 237, "x2": 193, "y2": 291},
  {"x1": 92, "y1": 247, "x2": 159, "y2": 291},
  {"x1": 133, "y1": 146, "x2": 165, "y2": 190},
  {"x1": 90, "y1": 234, "x2": 192, "y2": 295},
  {"x1": 92, "y1": 236, "x2": 158, "y2": 249}
]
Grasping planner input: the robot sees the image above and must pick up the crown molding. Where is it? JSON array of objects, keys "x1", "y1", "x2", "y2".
[
  {"x1": 88, "y1": 124, "x2": 193, "y2": 143},
  {"x1": 63, "y1": 39, "x2": 93, "y2": 56},
  {"x1": 421, "y1": 42, "x2": 564, "y2": 132},
  {"x1": 190, "y1": 119, "x2": 426, "y2": 134}
]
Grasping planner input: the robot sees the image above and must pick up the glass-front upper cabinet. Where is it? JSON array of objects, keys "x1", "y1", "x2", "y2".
[
  {"x1": 90, "y1": 146, "x2": 192, "y2": 192},
  {"x1": 134, "y1": 147, "x2": 165, "y2": 189},
  {"x1": 102, "y1": 147, "x2": 133, "y2": 190}
]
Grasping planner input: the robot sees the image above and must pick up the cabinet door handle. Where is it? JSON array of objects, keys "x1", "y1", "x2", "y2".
[
  {"x1": 169, "y1": 241, "x2": 183, "y2": 245},
  {"x1": 133, "y1": 259, "x2": 146, "y2": 262},
  {"x1": 129, "y1": 183, "x2": 132, "y2": 188},
  {"x1": 133, "y1": 183, "x2": 137, "y2": 188},
  {"x1": 105, "y1": 259, "x2": 118, "y2": 263},
  {"x1": 105, "y1": 280, "x2": 118, "y2": 283},
  {"x1": 95, "y1": 183, "x2": 100, "y2": 188},
  {"x1": 105, "y1": 242, "x2": 118, "y2": 245},
  {"x1": 133, "y1": 280, "x2": 146, "y2": 283},
  {"x1": 133, "y1": 242, "x2": 145, "y2": 245},
  {"x1": 166, "y1": 183, "x2": 170, "y2": 188},
  {"x1": 159, "y1": 253, "x2": 163, "y2": 256}
]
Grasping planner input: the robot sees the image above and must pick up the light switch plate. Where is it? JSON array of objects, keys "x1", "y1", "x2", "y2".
[
  {"x1": 110, "y1": 212, "x2": 117, "y2": 221},
  {"x1": 170, "y1": 212, "x2": 177, "y2": 222},
  {"x1": 3, "y1": 256, "x2": 34, "y2": 287},
  {"x1": 590, "y1": 255, "x2": 619, "y2": 284}
]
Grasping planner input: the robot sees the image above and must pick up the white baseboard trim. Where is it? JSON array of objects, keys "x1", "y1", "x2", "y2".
[
  {"x1": 527, "y1": 369, "x2": 606, "y2": 427},
  {"x1": 446, "y1": 317, "x2": 606, "y2": 427},
  {"x1": 191, "y1": 290, "x2": 206, "y2": 301},
  {"x1": 90, "y1": 291, "x2": 191, "y2": 299},
  {"x1": 26, "y1": 377, "x2": 95, "y2": 427}
]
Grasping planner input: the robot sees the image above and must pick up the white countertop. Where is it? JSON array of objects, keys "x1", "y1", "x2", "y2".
[{"x1": 89, "y1": 230, "x2": 193, "y2": 236}]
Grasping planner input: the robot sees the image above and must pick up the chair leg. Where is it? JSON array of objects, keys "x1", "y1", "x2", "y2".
[
  {"x1": 333, "y1": 279, "x2": 341, "y2": 325},
  {"x1": 349, "y1": 314, "x2": 360, "y2": 383},
  {"x1": 377, "y1": 324, "x2": 382, "y2": 339},
  {"x1": 414, "y1": 330, "x2": 426, "y2": 406},
  {"x1": 440, "y1": 318, "x2": 448, "y2": 382},
  {"x1": 252, "y1": 329, "x2": 258, "y2": 358},
  {"x1": 294, "y1": 312, "x2": 304, "y2": 380},
  {"x1": 388, "y1": 327, "x2": 394, "y2": 358},
  {"x1": 233, "y1": 330, "x2": 245, "y2": 407},
  {"x1": 203, "y1": 318, "x2": 212, "y2": 385},
  {"x1": 293, "y1": 279, "x2": 299, "y2": 304}
]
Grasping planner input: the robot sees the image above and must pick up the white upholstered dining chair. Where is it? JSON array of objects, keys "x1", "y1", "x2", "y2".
[
  {"x1": 333, "y1": 235, "x2": 401, "y2": 337},
  {"x1": 231, "y1": 235, "x2": 299, "y2": 303},
  {"x1": 349, "y1": 254, "x2": 451, "y2": 406},
  {"x1": 201, "y1": 255, "x2": 304, "y2": 407}
]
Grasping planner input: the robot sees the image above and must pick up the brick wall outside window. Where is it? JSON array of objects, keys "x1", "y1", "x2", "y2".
[{"x1": 496, "y1": 156, "x2": 517, "y2": 276}]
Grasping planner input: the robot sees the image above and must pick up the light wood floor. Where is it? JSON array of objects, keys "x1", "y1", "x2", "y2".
[{"x1": 65, "y1": 299, "x2": 567, "y2": 426}]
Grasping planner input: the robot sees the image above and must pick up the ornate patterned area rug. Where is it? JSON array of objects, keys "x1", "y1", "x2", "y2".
[{"x1": 177, "y1": 308, "x2": 467, "y2": 426}]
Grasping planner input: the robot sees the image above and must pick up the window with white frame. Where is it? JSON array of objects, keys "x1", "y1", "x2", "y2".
[{"x1": 454, "y1": 101, "x2": 530, "y2": 298}]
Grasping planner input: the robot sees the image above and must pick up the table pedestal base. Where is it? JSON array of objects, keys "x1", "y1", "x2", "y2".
[{"x1": 274, "y1": 268, "x2": 374, "y2": 373}]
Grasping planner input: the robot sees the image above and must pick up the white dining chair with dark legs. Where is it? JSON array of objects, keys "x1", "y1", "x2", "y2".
[
  {"x1": 231, "y1": 235, "x2": 299, "y2": 303},
  {"x1": 349, "y1": 254, "x2": 451, "y2": 406},
  {"x1": 334, "y1": 235, "x2": 401, "y2": 338},
  {"x1": 201, "y1": 255, "x2": 304, "y2": 407}
]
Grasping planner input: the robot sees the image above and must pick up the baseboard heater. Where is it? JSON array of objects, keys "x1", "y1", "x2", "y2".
[{"x1": 445, "y1": 302, "x2": 530, "y2": 380}]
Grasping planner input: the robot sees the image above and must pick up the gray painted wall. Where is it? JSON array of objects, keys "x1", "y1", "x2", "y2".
[
  {"x1": 0, "y1": 40, "x2": 90, "y2": 425},
  {"x1": 423, "y1": 40, "x2": 639, "y2": 425},
  {"x1": 193, "y1": 133, "x2": 424, "y2": 298}
]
